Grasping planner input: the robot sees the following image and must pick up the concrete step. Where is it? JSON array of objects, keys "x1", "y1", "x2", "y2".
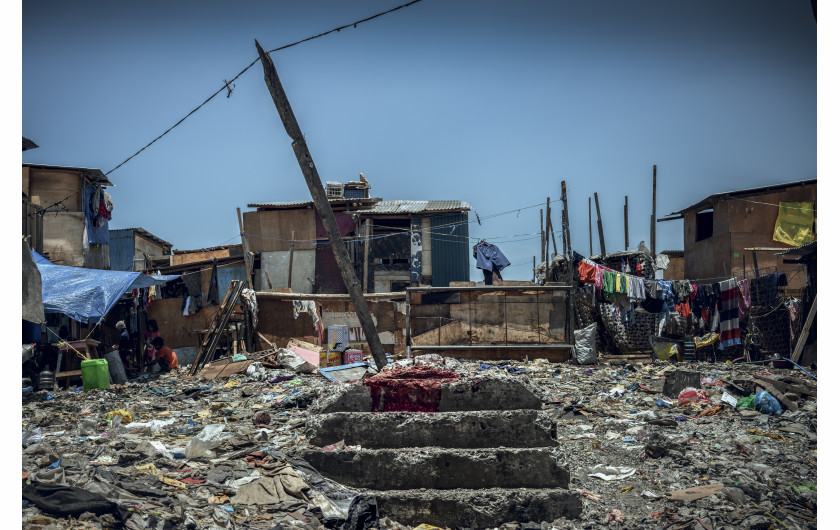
[
  {"x1": 372, "y1": 488, "x2": 583, "y2": 527},
  {"x1": 312, "y1": 377, "x2": 543, "y2": 413},
  {"x1": 296, "y1": 447, "x2": 570, "y2": 490},
  {"x1": 305, "y1": 409, "x2": 557, "y2": 449}
]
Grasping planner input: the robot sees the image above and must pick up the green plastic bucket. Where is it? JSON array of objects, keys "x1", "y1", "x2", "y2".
[{"x1": 81, "y1": 359, "x2": 110, "y2": 391}]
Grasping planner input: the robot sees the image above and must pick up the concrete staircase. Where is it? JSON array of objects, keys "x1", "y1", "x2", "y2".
[{"x1": 300, "y1": 375, "x2": 582, "y2": 527}]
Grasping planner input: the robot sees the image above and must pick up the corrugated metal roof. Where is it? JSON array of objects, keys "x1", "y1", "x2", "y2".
[
  {"x1": 248, "y1": 197, "x2": 379, "y2": 209},
  {"x1": 110, "y1": 227, "x2": 173, "y2": 249},
  {"x1": 247, "y1": 198, "x2": 472, "y2": 214},
  {"x1": 666, "y1": 179, "x2": 816, "y2": 217},
  {"x1": 359, "y1": 200, "x2": 472, "y2": 214},
  {"x1": 23, "y1": 163, "x2": 113, "y2": 186}
]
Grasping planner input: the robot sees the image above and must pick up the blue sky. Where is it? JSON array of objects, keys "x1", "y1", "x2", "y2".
[{"x1": 21, "y1": 0, "x2": 815, "y2": 281}]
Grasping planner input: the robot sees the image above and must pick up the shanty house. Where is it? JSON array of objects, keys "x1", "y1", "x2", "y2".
[
  {"x1": 659, "y1": 179, "x2": 816, "y2": 295},
  {"x1": 109, "y1": 228, "x2": 173, "y2": 272},
  {"x1": 243, "y1": 178, "x2": 472, "y2": 293},
  {"x1": 22, "y1": 163, "x2": 114, "y2": 269}
]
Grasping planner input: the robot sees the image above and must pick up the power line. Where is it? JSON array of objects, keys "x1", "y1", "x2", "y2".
[{"x1": 104, "y1": 0, "x2": 425, "y2": 177}]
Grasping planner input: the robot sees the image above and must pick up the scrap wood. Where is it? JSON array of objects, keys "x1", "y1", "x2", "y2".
[
  {"x1": 746, "y1": 428, "x2": 791, "y2": 442},
  {"x1": 753, "y1": 375, "x2": 815, "y2": 398},
  {"x1": 753, "y1": 379, "x2": 799, "y2": 412}
]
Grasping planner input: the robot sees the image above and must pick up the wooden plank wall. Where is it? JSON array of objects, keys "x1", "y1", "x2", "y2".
[{"x1": 254, "y1": 296, "x2": 405, "y2": 357}]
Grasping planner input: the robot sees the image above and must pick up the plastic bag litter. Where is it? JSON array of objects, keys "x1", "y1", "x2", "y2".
[
  {"x1": 22, "y1": 427, "x2": 44, "y2": 447},
  {"x1": 246, "y1": 362, "x2": 267, "y2": 381},
  {"x1": 677, "y1": 387, "x2": 709, "y2": 405},
  {"x1": 737, "y1": 394, "x2": 755, "y2": 409},
  {"x1": 754, "y1": 390, "x2": 782, "y2": 415},
  {"x1": 185, "y1": 424, "x2": 232, "y2": 459},
  {"x1": 573, "y1": 323, "x2": 598, "y2": 364},
  {"x1": 587, "y1": 464, "x2": 637, "y2": 481}
]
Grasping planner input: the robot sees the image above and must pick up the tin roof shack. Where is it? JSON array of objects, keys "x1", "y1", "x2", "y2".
[
  {"x1": 147, "y1": 247, "x2": 249, "y2": 349},
  {"x1": 660, "y1": 179, "x2": 816, "y2": 295},
  {"x1": 244, "y1": 178, "x2": 471, "y2": 294},
  {"x1": 23, "y1": 164, "x2": 114, "y2": 268},
  {"x1": 109, "y1": 228, "x2": 173, "y2": 272}
]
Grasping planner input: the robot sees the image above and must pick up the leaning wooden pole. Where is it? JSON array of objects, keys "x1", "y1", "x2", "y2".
[
  {"x1": 593, "y1": 192, "x2": 606, "y2": 256},
  {"x1": 255, "y1": 40, "x2": 388, "y2": 370}
]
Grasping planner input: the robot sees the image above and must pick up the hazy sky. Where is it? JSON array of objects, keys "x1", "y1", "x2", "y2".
[{"x1": 22, "y1": 0, "x2": 816, "y2": 281}]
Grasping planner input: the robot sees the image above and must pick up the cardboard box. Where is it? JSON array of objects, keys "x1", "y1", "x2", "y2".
[
  {"x1": 320, "y1": 350, "x2": 342, "y2": 368},
  {"x1": 343, "y1": 349, "x2": 363, "y2": 364}
]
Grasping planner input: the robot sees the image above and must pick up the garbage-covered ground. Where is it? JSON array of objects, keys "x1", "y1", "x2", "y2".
[{"x1": 22, "y1": 355, "x2": 817, "y2": 529}]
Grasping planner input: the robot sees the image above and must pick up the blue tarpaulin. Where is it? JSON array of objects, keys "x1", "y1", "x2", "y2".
[{"x1": 32, "y1": 250, "x2": 179, "y2": 324}]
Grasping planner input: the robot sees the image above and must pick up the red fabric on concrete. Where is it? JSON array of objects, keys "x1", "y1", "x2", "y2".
[{"x1": 363, "y1": 364, "x2": 459, "y2": 412}]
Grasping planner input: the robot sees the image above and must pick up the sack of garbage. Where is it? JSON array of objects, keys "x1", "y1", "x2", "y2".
[
  {"x1": 185, "y1": 424, "x2": 231, "y2": 459},
  {"x1": 573, "y1": 323, "x2": 598, "y2": 364},
  {"x1": 754, "y1": 390, "x2": 782, "y2": 415},
  {"x1": 677, "y1": 387, "x2": 709, "y2": 405},
  {"x1": 245, "y1": 362, "x2": 267, "y2": 381},
  {"x1": 736, "y1": 394, "x2": 755, "y2": 409},
  {"x1": 276, "y1": 348, "x2": 317, "y2": 373}
]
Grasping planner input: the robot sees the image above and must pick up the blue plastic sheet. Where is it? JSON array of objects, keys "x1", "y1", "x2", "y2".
[{"x1": 33, "y1": 250, "x2": 179, "y2": 323}]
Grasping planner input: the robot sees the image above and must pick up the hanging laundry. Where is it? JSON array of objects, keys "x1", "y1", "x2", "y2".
[
  {"x1": 671, "y1": 280, "x2": 692, "y2": 304},
  {"x1": 206, "y1": 260, "x2": 220, "y2": 306},
  {"x1": 578, "y1": 260, "x2": 597, "y2": 283},
  {"x1": 627, "y1": 276, "x2": 645, "y2": 301},
  {"x1": 594, "y1": 265, "x2": 604, "y2": 289},
  {"x1": 602, "y1": 270, "x2": 617, "y2": 298},
  {"x1": 737, "y1": 278, "x2": 751, "y2": 321},
  {"x1": 718, "y1": 278, "x2": 741, "y2": 349},
  {"x1": 473, "y1": 242, "x2": 510, "y2": 285}
]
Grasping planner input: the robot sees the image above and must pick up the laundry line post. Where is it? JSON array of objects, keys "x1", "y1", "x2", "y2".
[{"x1": 255, "y1": 40, "x2": 388, "y2": 370}]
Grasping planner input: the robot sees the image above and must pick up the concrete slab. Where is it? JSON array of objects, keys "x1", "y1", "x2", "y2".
[
  {"x1": 373, "y1": 488, "x2": 582, "y2": 526},
  {"x1": 295, "y1": 447, "x2": 570, "y2": 490},
  {"x1": 311, "y1": 377, "x2": 543, "y2": 413},
  {"x1": 305, "y1": 410, "x2": 556, "y2": 449}
]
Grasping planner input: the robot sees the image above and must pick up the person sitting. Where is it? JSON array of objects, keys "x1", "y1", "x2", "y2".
[
  {"x1": 113, "y1": 320, "x2": 132, "y2": 370},
  {"x1": 151, "y1": 337, "x2": 179, "y2": 373}
]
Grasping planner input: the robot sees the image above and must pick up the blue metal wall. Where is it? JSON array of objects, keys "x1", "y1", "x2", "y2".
[
  {"x1": 216, "y1": 264, "x2": 248, "y2": 294},
  {"x1": 109, "y1": 229, "x2": 136, "y2": 271},
  {"x1": 430, "y1": 212, "x2": 470, "y2": 287}
]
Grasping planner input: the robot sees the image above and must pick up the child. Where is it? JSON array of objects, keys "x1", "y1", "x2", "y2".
[{"x1": 151, "y1": 337, "x2": 179, "y2": 373}]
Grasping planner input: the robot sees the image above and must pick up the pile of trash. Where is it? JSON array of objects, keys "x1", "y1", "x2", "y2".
[{"x1": 21, "y1": 351, "x2": 817, "y2": 529}]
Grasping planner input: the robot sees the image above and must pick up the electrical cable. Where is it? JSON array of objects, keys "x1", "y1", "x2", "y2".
[{"x1": 105, "y1": 0, "x2": 425, "y2": 176}]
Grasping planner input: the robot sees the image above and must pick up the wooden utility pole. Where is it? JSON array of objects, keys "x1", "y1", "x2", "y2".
[
  {"x1": 547, "y1": 197, "x2": 558, "y2": 258},
  {"x1": 624, "y1": 195, "x2": 629, "y2": 251},
  {"x1": 287, "y1": 231, "x2": 295, "y2": 290},
  {"x1": 561, "y1": 180, "x2": 575, "y2": 349},
  {"x1": 588, "y1": 197, "x2": 593, "y2": 256},
  {"x1": 236, "y1": 207, "x2": 254, "y2": 352},
  {"x1": 362, "y1": 219, "x2": 372, "y2": 293},
  {"x1": 651, "y1": 164, "x2": 657, "y2": 257},
  {"x1": 540, "y1": 209, "x2": 545, "y2": 264},
  {"x1": 532, "y1": 256, "x2": 536, "y2": 283},
  {"x1": 255, "y1": 40, "x2": 388, "y2": 370},
  {"x1": 236, "y1": 207, "x2": 254, "y2": 291},
  {"x1": 593, "y1": 192, "x2": 606, "y2": 256}
]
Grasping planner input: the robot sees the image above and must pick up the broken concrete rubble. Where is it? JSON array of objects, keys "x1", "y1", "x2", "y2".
[{"x1": 21, "y1": 355, "x2": 817, "y2": 529}]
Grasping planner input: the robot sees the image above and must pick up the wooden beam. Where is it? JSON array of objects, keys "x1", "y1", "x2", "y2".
[
  {"x1": 790, "y1": 294, "x2": 816, "y2": 364},
  {"x1": 588, "y1": 197, "x2": 593, "y2": 256},
  {"x1": 547, "y1": 197, "x2": 558, "y2": 258},
  {"x1": 255, "y1": 40, "x2": 388, "y2": 370},
  {"x1": 593, "y1": 192, "x2": 606, "y2": 255},
  {"x1": 236, "y1": 207, "x2": 255, "y2": 291},
  {"x1": 287, "y1": 231, "x2": 295, "y2": 289},
  {"x1": 650, "y1": 164, "x2": 657, "y2": 256},
  {"x1": 624, "y1": 195, "x2": 629, "y2": 251},
  {"x1": 363, "y1": 218, "x2": 371, "y2": 293},
  {"x1": 540, "y1": 208, "x2": 545, "y2": 264}
]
